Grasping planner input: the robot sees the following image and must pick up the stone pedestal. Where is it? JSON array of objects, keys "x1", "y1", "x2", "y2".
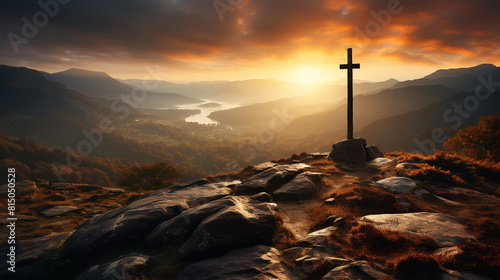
[{"x1": 328, "y1": 138, "x2": 383, "y2": 163}]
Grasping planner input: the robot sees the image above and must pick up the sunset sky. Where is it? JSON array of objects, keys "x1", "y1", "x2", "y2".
[{"x1": 1, "y1": 0, "x2": 499, "y2": 84}]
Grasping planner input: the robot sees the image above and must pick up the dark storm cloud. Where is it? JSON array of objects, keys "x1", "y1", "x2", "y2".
[{"x1": 1, "y1": 0, "x2": 499, "y2": 69}]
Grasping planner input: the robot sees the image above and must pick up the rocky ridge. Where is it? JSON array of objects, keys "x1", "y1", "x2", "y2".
[{"x1": 1, "y1": 151, "x2": 499, "y2": 280}]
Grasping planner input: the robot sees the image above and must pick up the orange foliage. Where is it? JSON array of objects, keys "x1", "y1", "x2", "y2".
[
  {"x1": 443, "y1": 113, "x2": 500, "y2": 162},
  {"x1": 119, "y1": 162, "x2": 181, "y2": 190}
]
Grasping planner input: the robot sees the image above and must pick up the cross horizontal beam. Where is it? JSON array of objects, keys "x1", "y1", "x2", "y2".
[{"x1": 340, "y1": 63, "x2": 360, "y2": 69}]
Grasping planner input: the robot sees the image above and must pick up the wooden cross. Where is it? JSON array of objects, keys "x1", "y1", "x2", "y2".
[{"x1": 340, "y1": 48, "x2": 360, "y2": 140}]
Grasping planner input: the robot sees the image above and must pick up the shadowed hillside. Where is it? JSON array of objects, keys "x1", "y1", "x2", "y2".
[
  {"x1": 281, "y1": 85, "x2": 459, "y2": 138},
  {"x1": 357, "y1": 91, "x2": 500, "y2": 153}
]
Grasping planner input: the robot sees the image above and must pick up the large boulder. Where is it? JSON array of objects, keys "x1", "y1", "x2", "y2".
[
  {"x1": 178, "y1": 198, "x2": 277, "y2": 261},
  {"x1": 329, "y1": 138, "x2": 368, "y2": 162},
  {"x1": 328, "y1": 138, "x2": 384, "y2": 163},
  {"x1": 361, "y1": 212, "x2": 475, "y2": 246},
  {"x1": 143, "y1": 196, "x2": 241, "y2": 247},
  {"x1": 235, "y1": 163, "x2": 309, "y2": 195},
  {"x1": 321, "y1": 260, "x2": 388, "y2": 280},
  {"x1": 273, "y1": 171, "x2": 322, "y2": 201},
  {"x1": 64, "y1": 181, "x2": 231, "y2": 259},
  {"x1": 178, "y1": 245, "x2": 296, "y2": 280},
  {"x1": 76, "y1": 253, "x2": 150, "y2": 280}
]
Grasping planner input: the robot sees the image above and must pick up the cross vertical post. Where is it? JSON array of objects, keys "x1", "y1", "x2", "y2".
[{"x1": 340, "y1": 48, "x2": 360, "y2": 139}]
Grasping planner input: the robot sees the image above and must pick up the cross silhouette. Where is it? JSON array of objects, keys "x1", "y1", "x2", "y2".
[{"x1": 340, "y1": 48, "x2": 360, "y2": 139}]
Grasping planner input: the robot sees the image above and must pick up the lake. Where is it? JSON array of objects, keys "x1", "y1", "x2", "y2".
[{"x1": 176, "y1": 99, "x2": 240, "y2": 125}]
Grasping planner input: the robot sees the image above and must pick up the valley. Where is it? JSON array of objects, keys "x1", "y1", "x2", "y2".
[{"x1": 1, "y1": 64, "x2": 499, "y2": 187}]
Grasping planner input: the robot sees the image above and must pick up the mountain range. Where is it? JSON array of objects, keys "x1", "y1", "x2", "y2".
[
  {"x1": 45, "y1": 68, "x2": 202, "y2": 109},
  {"x1": 1, "y1": 63, "x2": 499, "y2": 162}
]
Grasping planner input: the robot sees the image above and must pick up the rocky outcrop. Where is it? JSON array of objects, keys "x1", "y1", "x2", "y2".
[
  {"x1": 143, "y1": 196, "x2": 241, "y2": 247},
  {"x1": 178, "y1": 198, "x2": 277, "y2": 261},
  {"x1": 235, "y1": 163, "x2": 310, "y2": 195},
  {"x1": 178, "y1": 245, "x2": 296, "y2": 280},
  {"x1": 75, "y1": 253, "x2": 150, "y2": 280},
  {"x1": 64, "y1": 180, "x2": 231, "y2": 259},
  {"x1": 143, "y1": 196, "x2": 277, "y2": 260},
  {"x1": 6, "y1": 152, "x2": 497, "y2": 280}
]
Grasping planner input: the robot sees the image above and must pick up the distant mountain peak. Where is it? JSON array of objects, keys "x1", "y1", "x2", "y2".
[
  {"x1": 56, "y1": 68, "x2": 111, "y2": 78},
  {"x1": 424, "y1": 63, "x2": 497, "y2": 80}
]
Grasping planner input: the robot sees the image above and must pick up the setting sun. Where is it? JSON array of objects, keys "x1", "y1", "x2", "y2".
[{"x1": 295, "y1": 66, "x2": 323, "y2": 84}]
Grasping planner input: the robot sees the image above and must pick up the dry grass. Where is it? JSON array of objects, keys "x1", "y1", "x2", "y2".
[
  {"x1": 319, "y1": 223, "x2": 441, "y2": 278},
  {"x1": 389, "y1": 151, "x2": 500, "y2": 183},
  {"x1": 424, "y1": 151, "x2": 500, "y2": 181},
  {"x1": 272, "y1": 211, "x2": 298, "y2": 250},
  {"x1": 328, "y1": 185, "x2": 400, "y2": 214},
  {"x1": 309, "y1": 184, "x2": 403, "y2": 231},
  {"x1": 347, "y1": 224, "x2": 439, "y2": 260},
  {"x1": 386, "y1": 151, "x2": 425, "y2": 163},
  {"x1": 305, "y1": 158, "x2": 344, "y2": 176},
  {"x1": 401, "y1": 163, "x2": 455, "y2": 184},
  {"x1": 0, "y1": 183, "x2": 145, "y2": 241},
  {"x1": 309, "y1": 203, "x2": 359, "y2": 231},
  {"x1": 438, "y1": 218, "x2": 500, "y2": 278}
]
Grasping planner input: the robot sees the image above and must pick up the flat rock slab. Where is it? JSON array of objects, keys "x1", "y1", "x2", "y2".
[
  {"x1": 64, "y1": 181, "x2": 231, "y2": 258},
  {"x1": 39, "y1": 205, "x2": 80, "y2": 217},
  {"x1": 414, "y1": 189, "x2": 464, "y2": 207},
  {"x1": 369, "y1": 158, "x2": 393, "y2": 168},
  {"x1": 375, "y1": 177, "x2": 417, "y2": 193},
  {"x1": 361, "y1": 212, "x2": 475, "y2": 246},
  {"x1": 178, "y1": 245, "x2": 296, "y2": 280},
  {"x1": 76, "y1": 253, "x2": 150, "y2": 280},
  {"x1": 440, "y1": 270, "x2": 492, "y2": 280},
  {"x1": 322, "y1": 260, "x2": 388, "y2": 280}
]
